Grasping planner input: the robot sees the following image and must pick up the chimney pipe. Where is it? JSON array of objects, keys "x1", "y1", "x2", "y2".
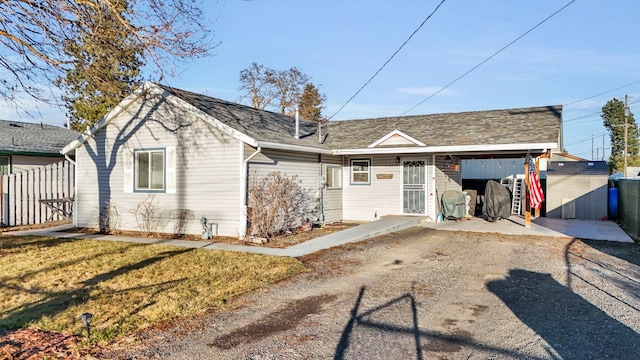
[
  {"x1": 294, "y1": 109, "x2": 300, "y2": 139},
  {"x1": 318, "y1": 121, "x2": 322, "y2": 143}
]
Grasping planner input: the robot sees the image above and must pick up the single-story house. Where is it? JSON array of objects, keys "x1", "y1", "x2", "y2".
[
  {"x1": 62, "y1": 81, "x2": 562, "y2": 237},
  {"x1": 0, "y1": 119, "x2": 79, "y2": 175}
]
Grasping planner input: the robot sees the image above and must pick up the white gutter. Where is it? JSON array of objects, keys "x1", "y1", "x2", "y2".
[
  {"x1": 256, "y1": 141, "x2": 333, "y2": 154},
  {"x1": 239, "y1": 146, "x2": 262, "y2": 238},
  {"x1": 333, "y1": 142, "x2": 558, "y2": 155}
]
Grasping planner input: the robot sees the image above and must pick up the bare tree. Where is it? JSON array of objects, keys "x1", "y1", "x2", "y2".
[
  {"x1": 238, "y1": 63, "x2": 278, "y2": 110},
  {"x1": 0, "y1": 0, "x2": 213, "y2": 103},
  {"x1": 272, "y1": 67, "x2": 309, "y2": 116},
  {"x1": 238, "y1": 63, "x2": 311, "y2": 115}
]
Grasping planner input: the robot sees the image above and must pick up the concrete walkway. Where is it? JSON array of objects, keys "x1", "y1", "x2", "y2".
[
  {"x1": 2, "y1": 215, "x2": 634, "y2": 258},
  {"x1": 0, "y1": 216, "x2": 426, "y2": 257}
]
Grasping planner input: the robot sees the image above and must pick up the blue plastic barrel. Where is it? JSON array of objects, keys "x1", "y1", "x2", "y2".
[{"x1": 608, "y1": 187, "x2": 618, "y2": 220}]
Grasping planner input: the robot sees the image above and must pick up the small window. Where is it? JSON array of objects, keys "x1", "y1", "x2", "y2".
[
  {"x1": 350, "y1": 159, "x2": 371, "y2": 185},
  {"x1": 326, "y1": 166, "x2": 342, "y2": 189},
  {"x1": 135, "y1": 149, "x2": 165, "y2": 191},
  {"x1": 0, "y1": 156, "x2": 9, "y2": 176}
]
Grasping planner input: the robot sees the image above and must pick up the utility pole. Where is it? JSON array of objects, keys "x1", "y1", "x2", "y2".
[{"x1": 624, "y1": 95, "x2": 629, "y2": 177}]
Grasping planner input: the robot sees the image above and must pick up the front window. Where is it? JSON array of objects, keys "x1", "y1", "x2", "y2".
[
  {"x1": 135, "y1": 149, "x2": 165, "y2": 191},
  {"x1": 350, "y1": 159, "x2": 371, "y2": 185},
  {"x1": 0, "y1": 156, "x2": 9, "y2": 176},
  {"x1": 326, "y1": 166, "x2": 342, "y2": 189}
]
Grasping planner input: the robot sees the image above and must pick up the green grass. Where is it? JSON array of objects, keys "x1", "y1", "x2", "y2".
[{"x1": 0, "y1": 236, "x2": 306, "y2": 344}]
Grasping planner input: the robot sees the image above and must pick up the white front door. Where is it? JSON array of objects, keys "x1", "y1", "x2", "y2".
[{"x1": 403, "y1": 160, "x2": 426, "y2": 214}]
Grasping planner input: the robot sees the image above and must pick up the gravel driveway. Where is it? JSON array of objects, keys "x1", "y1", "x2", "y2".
[{"x1": 106, "y1": 227, "x2": 640, "y2": 359}]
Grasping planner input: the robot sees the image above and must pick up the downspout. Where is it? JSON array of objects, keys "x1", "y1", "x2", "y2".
[
  {"x1": 64, "y1": 154, "x2": 76, "y2": 165},
  {"x1": 240, "y1": 146, "x2": 262, "y2": 238}
]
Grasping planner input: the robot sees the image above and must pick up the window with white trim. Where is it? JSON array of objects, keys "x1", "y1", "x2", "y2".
[
  {"x1": 350, "y1": 159, "x2": 371, "y2": 185},
  {"x1": 0, "y1": 156, "x2": 9, "y2": 176},
  {"x1": 326, "y1": 165, "x2": 342, "y2": 189},
  {"x1": 135, "y1": 149, "x2": 165, "y2": 191}
]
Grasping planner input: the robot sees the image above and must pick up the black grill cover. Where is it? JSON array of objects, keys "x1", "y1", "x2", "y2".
[{"x1": 483, "y1": 180, "x2": 512, "y2": 222}]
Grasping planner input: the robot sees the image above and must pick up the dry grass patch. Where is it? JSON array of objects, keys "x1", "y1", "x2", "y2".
[{"x1": 0, "y1": 236, "x2": 306, "y2": 345}]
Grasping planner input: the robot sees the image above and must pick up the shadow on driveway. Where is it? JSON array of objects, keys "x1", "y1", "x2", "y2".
[{"x1": 487, "y1": 269, "x2": 640, "y2": 358}]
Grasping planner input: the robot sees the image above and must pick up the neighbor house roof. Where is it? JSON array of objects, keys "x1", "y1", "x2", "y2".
[{"x1": 0, "y1": 119, "x2": 80, "y2": 156}]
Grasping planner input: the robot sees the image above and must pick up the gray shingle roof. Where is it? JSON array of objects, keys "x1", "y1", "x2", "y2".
[
  {"x1": 159, "y1": 84, "x2": 561, "y2": 152},
  {"x1": 159, "y1": 85, "x2": 329, "y2": 150},
  {"x1": 324, "y1": 106, "x2": 562, "y2": 149},
  {"x1": 0, "y1": 119, "x2": 81, "y2": 156}
]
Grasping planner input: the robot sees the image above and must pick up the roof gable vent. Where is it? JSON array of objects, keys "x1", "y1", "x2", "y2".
[{"x1": 368, "y1": 129, "x2": 425, "y2": 148}]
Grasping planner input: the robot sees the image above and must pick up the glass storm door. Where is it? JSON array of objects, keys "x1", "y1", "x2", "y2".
[{"x1": 403, "y1": 160, "x2": 426, "y2": 214}]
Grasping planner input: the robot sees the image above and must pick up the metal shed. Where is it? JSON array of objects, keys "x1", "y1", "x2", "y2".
[{"x1": 546, "y1": 161, "x2": 609, "y2": 220}]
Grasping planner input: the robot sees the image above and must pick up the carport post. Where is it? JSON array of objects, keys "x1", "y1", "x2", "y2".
[{"x1": 524, "y1": 154, "x2": 531, "y2": 228}]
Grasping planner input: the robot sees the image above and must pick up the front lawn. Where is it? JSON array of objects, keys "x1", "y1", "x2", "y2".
[{"x1": 0, "y1": 236, "x2": 306, "y2": 344}]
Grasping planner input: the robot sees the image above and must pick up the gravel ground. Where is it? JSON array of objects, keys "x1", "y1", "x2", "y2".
[{"x1": 103, "y1": 226, "x2": 640, "y2": 360}]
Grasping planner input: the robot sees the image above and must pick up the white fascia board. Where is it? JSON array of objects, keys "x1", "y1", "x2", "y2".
[
  {"x1": 368, "y1": 129, "x2": 426, "y2": 148},
  {"x1": 333, "y1": 142, "x2": 558, "y2": 155},
  {"x1": 257, "y1": 141, "x2": 333, "y2": 154},
  {"x1": 61, "y1": 81, "x2": 158, "y2": 155},
  {"x1": 161, "y1": 89, "x2": 258, "y2": 147}
]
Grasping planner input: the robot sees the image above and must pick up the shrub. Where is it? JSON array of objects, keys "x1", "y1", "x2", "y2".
[{"x1": 248, "y1": 172, "x2": 312, "y2": 238}]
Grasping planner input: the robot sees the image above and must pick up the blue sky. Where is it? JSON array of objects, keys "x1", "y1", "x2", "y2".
[{"x1": 2, "y1": 0, "x2": 639, "y2": 160}]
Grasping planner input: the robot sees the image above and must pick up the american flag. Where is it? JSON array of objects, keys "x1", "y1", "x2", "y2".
[{"x1": 529, "y1": 156, "x2": 544, "y2": 210}]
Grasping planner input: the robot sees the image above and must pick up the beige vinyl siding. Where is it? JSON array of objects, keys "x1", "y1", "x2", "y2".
[
  {"x1": 434, "y1": 154, "x2": 462, "y2": 216},
  {"x1": 74, "y1": 147, "x2": 99, "y2": 228},
  {"x1": 321, "y1": 154, "x2": 344, "y2": 223},
  {"x1": 434, "y1": 155, "x2": 462, "y2": 192},
  {"x1": 11, "y1": 155, "x2": 65, "y2": 173},
  {"x1": 342, "y1": 154, "x2": 403, "y2": 221},
  {"x1": 247, "y1": 148, "x2": 322, "y2": 221},
  {"x1": 74, "y1": 96, "x2": 243, "y2": 237}
]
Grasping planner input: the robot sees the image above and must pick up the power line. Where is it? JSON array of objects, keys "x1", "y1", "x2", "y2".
[
  {"x1": 564, "y1": 80, "x2": 640, "y2": 106},
  {"x1": 565, "y1": 133, "x2": 606, "y2": 147},
  {"x1": 401, "y1": 0, "x2": 575, "y2": 116},
  {"x1": 328, "y1": 0, "x2": 447, "y2": 120},
  {"x1": 563, "y1": 100, "x2": 640, "y2": 124},
  {"x1": 563, "y1": 111, "x2": 601, "y2": 124},
  {"x1": 564, "y1": 130, "x2": 604, "y2": 141}
]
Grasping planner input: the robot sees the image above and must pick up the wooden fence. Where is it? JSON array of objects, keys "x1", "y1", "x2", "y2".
[{"x1": 1, "y1": 160, "x2": 75, "y2": 227}]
